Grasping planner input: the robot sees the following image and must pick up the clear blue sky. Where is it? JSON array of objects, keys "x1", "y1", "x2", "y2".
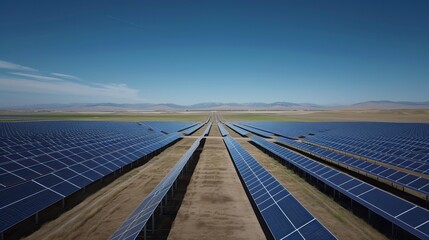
[{"x1": 0, "y1": 0, "x2": 428, "y2": 106}]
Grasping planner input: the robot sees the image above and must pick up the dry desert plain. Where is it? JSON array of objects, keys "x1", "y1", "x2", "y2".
[{"x1": 12, "y1": 109, "x2": 429, "y2": 239}]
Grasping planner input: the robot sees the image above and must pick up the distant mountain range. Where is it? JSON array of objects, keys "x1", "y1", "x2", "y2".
[
  {"x1": 344, "y1": 101, "x2": 429, "y2": 110},
  {"x1": 2, "y1": 101, "x2": 429, "y2": 112}
]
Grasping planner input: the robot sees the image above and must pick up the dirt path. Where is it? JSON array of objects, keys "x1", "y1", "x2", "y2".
[
  {"x1": 168, "y1": 137, "x2": 265, "y2": 240},
  {"x1": 209, "y1": 121, "x2": 222, "y2": 137},
  {"x1": 237, "y1": 139, "x2": 387, "y2": 240},
  {"x1": 24, "y1": 138, "x2": 197, "y2": 240}
]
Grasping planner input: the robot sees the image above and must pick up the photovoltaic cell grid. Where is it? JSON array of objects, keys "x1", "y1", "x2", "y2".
[
  {"x1": 306, "y1": 135, "x2": 429, "y2": 174},
  {"x1": 203, "y1": 122, "x2": 212, "y2": 136},
  {"x1": 143, "y1": 121, "x2": 198, "y2": 134},
  {"x1": 217, "y1": 122, "x2": 229, "y2": 137},
  {"x1": 232, "y1": 122, "x2": 429, "y2": 175},
  {"x1": 224, "y1": 136, "x2": 336, "y2": 240},
  {"x1": 182, "y1": 117, "x2": 212, "y2": 136},
  {"x1": 225, "y1": 123, "x2": 250, "y2": 136},
  {"x1": 0, "y1": 121, "x2": 188, "y2": 233},
  {"x1": 182, "y1": 122, "x2": 205, "y2": 135},
  {"x1": 236, "y1": 122, "x2": 429, "y2": 140},
  {"x1": 251, "y1": 136, "x2": 429, "y2": 240},
  {"x1": 231, "y1": 123, "x2": 273, "y2": 138},
  {"x1": 244, "y1": 122, "x2": 332, "y2": 139},
  {"x1": 0, "y1": 121, "x2": 168, "y2": 189},
  {"x1": 277, "y1": 137, "x2": 429, "y2": 196},
  {"x1": 110, "y1": 125, "x2": 210, "y2": 240}
]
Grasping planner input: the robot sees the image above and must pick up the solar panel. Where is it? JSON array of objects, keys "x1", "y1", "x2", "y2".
[
  {"x1": 306, "y1": 136, "x2": 429, "y2": 174},
  {"x1": 203, "y1": 122, "x2": 212, "y2": 136},
  {"x1": 229, "y1": 121, "x2": 429, "y2": 174},
  {"x1": 224, "y1": 136, "x2": 336, "y2": 240},
  {"x1": 182, "y1": 122, "x2": 205, "y2": 135},
  {"x1": 251, "y1": 135, "x2": 429, "y2": 240},
  {"x1": 0, "y1": 121, "x2": 186, "y2": 234},
  {"x1": 276, "y1": 137, "x2": 429, "y2": 197},
  {"x1": 143, "y1": 121, "x2": 198, "y2": 134},
  {"x1": 231, "y1": 123, "x2": 273, "y2": 138},
  {"x1": 217, "y1": 122, "x2": 229, "y2": 137},
  {"x1": 110, "y1": 135, "x2": 204, "y2": 240},
  {"x1": 225, "y1": 123, "x2": 250, "y2": 136}
]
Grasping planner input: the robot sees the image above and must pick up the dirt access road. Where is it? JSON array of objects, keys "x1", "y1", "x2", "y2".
[{"x1": 168, "y1": 123, "x2": 264, "y2": 240}]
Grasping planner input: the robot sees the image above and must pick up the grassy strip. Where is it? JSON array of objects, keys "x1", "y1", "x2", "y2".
[
  {"x1": 0, "y1": 113, "x2": 208, "y2": 122},
  {"x1": 222, "y1": 110, "x2": 429, "y2": 123},
  {"x1": 221, "y1": 113, "x2": 316, "y2": 122}
]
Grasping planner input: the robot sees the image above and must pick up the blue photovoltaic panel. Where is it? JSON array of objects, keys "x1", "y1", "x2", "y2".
[
  {"x1": 276, "y1": 137, "x2": 429, "y2": 197},
  {"x1": 225, "y1": 123, "x2": 250, "y2": 136},
  {"x1": 224, "y1": 136, "x2": 335, "y2": 240},
  {"x1": 203, "y1": 122, "x2": 212, "y2": 136},
  {"x1": 0, "y1": 121, "x2": 189, "y2": 233},
  {"x1": 182, "y1": 122, "x2": 205, "y2": 135},
  {"x1": 110, "y1": 135, "x2": 204, "y2": 240},
  {"x1": 231, "y1": 121, "x2": 429, "y2": 174},
  {"x1": 306, "y1": 136, "x2": 429, "y2": 174},
  {"x1": 231, "y1": 123, "x2": 273, "y2": 138},
  {"x1": 183, "y1": 117, "x2": 211, "y2": 136},
  {"x1": 143, "y1": 121, "x2": 198, "y2": 134},
  {"x1": 217, "y1": 122, "x2": 229, "y2": 137},
  {"x1": 251, "y1": 135, "x2": 429, "y2": 240}
]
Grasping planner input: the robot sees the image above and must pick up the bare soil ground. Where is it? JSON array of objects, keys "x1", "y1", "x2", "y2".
[
  {"x1": 24, "y1": 138, "x2": 197, "y2": 240},
  {"x1": 237, "y1": 139, "x2": 387, "y2": 240},
  {"x1": 168, "y1": 133, "x2": 264, "y2": 239}
]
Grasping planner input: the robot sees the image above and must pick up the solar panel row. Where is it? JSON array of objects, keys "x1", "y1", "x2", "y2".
[
  {"x1": 231, "y1": 123, "x2": 273, "y2": 138},
  {"x1": 203, "y1": 122, "x2": 212, "y2": 136},
  {"x1": 143, "y1": 121, "x2": 198, "y2": 134},
  {"x1": 230, "y1": 121, "x2": 326, "y2": 140},
  {"x1": 329, "y1": 135, "x2": 429, "y2": 157},
  {"x1": 277, "y1": 137, "x2": 429, "y2": 197},
  {"x1": 306, "y1": 136, "x2": 429, "y2": 174},
  {"x1": 234, "y1": 122, "x2": 429, "y2": 141},
  {"x1": 223, "y1": 136, "x2": 336, "y2": 240},
  {"x1": 182, "y1": 122, "x2": 205, "y2": 135},
  {"x1": 217, "y1": 122, "x2": 229, "y2": 137},
  {"x1": 251, "y1": 136, "x2": 429, "y2": 240},
  {"x1": 230, "y1": 122, "x2": 429, "y2": 174},
  {"x1": 0, "y1": 134, "x2": 167, "y2": 189},
  {"x1": 225, "y1": 123, "x2": 250, "y2": 136},
  {"x1": 0, "y1": 121, "x2": 186, "y2": 234},
  {"x1": 0, "y1": 122, "x2": 165, "y2": 190},
  {"x1": 110, "y1": 124, "x2": 210, "y2": 240}
]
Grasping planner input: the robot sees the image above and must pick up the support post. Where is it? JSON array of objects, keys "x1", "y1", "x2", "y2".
[
  {"x1": 426, "y1": 195, "x2": 429, "y2": 208},
  {"x1": 151, "y1": 215, "x2": 155, "y2": 234}
]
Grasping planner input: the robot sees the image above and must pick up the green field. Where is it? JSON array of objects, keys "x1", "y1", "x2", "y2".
[
  {"x1": 0, "y1": 112, "x2": 209, "y2": 122},
  {"x1": 222, "y1": 109, "x2": 429, "y2": 123},
  {"x1": 2, "y1": 109, "x2": 428, "y2": 123},
  {"x1": 221, "y1": 113, "x2": 315, "y2": 122}
]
